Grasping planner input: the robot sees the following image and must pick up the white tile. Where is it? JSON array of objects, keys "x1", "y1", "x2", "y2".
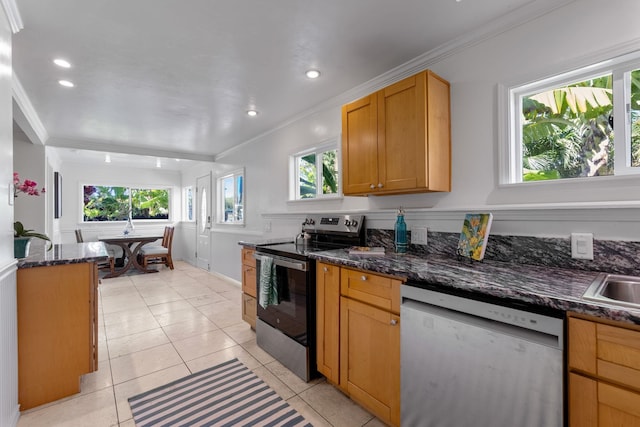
[
  {"x1": 17, "y1": 388, "x2": 118, "y2": 427},
  {"x1": 113, "y1": 364, "x2": 191, "y2": 423},
  {"x1": 186, "y1": 344, "x2": 262, "y2": 373},
  {"x1": 110, "y1": 343, "x2": 183, "y2": 384},
  {"x1": 285, "y1": 395, "x2": 333, "y2": 427},
  {"x1": 153, "y1": 306, "x2": 212, "y2": 327},
  {"x1": 161, "y1": 316, "x2": 219, "y2": 341},
  {"x1": 171, "y1": 329, "x2": 236, "y2": 361},
  {"x1": 240, "y1": 338, "x2": 276, "y2": 364},
  {"x1": 222, "y1": 322, "x2": 256, "y2": 344},
  {"x1": 264, "y1": 359, "x2": 323, "y2": 394},
  {"x1": 104, "y1": 313, "x2": 161, "y2": 340},
  {"x1": 147, "y1": 299, "x2": 194, "y2": 315},
  {"x1": 80, "y1": 361, "x2": 113, "y2": 394},
  {"x1": 299, "y1": 381, "x2": 375, "y2": 427},
  {"x1": 107, "y1": 327, "x2": 169, "y2": 358}
]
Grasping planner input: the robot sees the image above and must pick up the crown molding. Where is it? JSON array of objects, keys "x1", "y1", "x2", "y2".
[
  {"x1": 1, "y1": 0, "x2": 22, "y2": 33},
  {"x1": 46, "y1": 135, "x2": 216, "y2": 162},
  {"x1": 215, "y1": 0, "x2": 575, "y2": 161},
  {"x1": 12, "y1": 73, "x2": 48, "y2": 145}
]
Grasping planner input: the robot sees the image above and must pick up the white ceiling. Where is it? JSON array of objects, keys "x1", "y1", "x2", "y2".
[{"x1": 12, "y1": 0, "x2": 563, "y2": 167}]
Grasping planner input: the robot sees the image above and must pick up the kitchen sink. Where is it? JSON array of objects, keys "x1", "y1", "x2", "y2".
[{"x1": 582, "y1": 273, "x2": 640, "y2": 309}]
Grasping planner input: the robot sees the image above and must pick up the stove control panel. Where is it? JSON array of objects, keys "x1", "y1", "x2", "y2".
[{"x1": 302, "y1": 214, "x2": 364, "y2": 235}]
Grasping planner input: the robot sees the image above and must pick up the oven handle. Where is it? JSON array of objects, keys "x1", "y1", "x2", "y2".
[{"x1": 254, "y1": 253, "x2": 308, "y2": 272}]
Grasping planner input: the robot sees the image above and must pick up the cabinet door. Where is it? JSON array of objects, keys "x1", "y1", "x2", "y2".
[
  {"x1": 378, "y1": 73, "x2": 425, "y2": 192},
  {"x1": 342, "y1": 94, "x2": 379, "y2": 195},
  {"x1": 378, "y1": 70, "x2": 450, "y2": 194},
  {"x1": 242, "y1": 265, "x2": 257, "y2": 298},
  {"x1": 242, "y1": 294, "x2": 257, "y2": 329},
  {"x1": 316, "y1": 262, "x2": 340, "y2": 384},
  {"x1": 340, "y1": 296, "x2": 400, "y2": 426}
]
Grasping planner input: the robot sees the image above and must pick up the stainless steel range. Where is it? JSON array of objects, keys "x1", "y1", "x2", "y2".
[{"x1": 254, "y1": 214, "x2": 365, "y2": 381}]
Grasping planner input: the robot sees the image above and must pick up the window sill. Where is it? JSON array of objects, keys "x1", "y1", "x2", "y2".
[{"x1": 287, "y1": 195, "x2": 344, "y2": 204}]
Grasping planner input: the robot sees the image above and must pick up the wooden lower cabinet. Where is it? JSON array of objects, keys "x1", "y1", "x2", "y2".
[
  {"x1": 241, "y1": 247, "x2": 257, "y2": 329},
  {"x1": 316, "y1": 262, "x2": 340, "y2": 384},
  {"x1": 340, "y1": 296, "x2": 400, "y2": 426},
  {"x1": 316, "y1": 261, "x2": 402, "y2": 427},
  {"x1": 242, "y1": 293, "x2": 257, "y2": 329},
  {"x1": 568, "y1": 313, "x2": 640, "y2": 426},
  {"x1": 17, "y1": 262, "x2": 98, "y2": 410}
]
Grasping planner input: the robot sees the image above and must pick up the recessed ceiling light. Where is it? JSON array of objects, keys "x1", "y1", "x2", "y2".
[
  {"x1": 58, "y1": 80, "x2": 74, "y2": 87},
  {"x1": 156, "y1": 158, "x2": 162, "y2": 168},
  {"x1": 305, "y1": 69, "x2": 320, "y2": 79},
  {"x1": 53, "y1": 58, "x2": 71, "y2": 68},
  {"x1": 105, "y1": 154, "x2": 111, "y2": 163},
  {"x1": 247, "y1": 110, "x2": 258, "y2": 117}
]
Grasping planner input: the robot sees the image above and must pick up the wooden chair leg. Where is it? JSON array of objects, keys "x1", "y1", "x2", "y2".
[
  {"x1": 166, "y1": 255, "x2": 174, "y2": 270},
  {"x1": 109, "y1": 257, "x2": 115, "y2": 273}
]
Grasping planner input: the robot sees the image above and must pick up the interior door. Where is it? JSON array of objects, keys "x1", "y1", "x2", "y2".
[{"x1": 195, "y1": 173, "x2": 212, "y2": 270}]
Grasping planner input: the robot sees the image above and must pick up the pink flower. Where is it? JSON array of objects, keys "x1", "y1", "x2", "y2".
[{"x1": 13, "y1": 172, "x2": 45, "y2": 198}]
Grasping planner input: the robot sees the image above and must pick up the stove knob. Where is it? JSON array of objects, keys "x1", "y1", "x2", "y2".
[
  {"x1": 351, "y1": 220, "x2": 358, "y2": 227},
  {"x1": 345, "y1": 219, "x2": 351, "y2": 227},
  {"x1": 308, "y1": 218, "x2": 315, "y2": 225}
]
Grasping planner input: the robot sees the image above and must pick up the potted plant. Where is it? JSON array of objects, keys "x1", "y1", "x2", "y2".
[{"x1": 13, "y1": 172, "x2": 51, "y2": 257}]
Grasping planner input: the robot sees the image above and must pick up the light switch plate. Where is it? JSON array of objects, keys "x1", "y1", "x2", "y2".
[
  {"x1": 571, "y1": 233, "x2": 593, "y2": 260},
  {"x1": 412, "y1": 227, "x2": 428, "y2": 245}
]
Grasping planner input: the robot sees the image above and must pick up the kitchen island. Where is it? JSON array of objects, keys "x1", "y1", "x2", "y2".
[{"x1": 16, "y1": 242, "x2": 108, "y2": 410}]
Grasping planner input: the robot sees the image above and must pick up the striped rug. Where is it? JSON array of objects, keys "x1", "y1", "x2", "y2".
[{"x1": 128, "y1": 358, "x2": 312, "y2": 427}]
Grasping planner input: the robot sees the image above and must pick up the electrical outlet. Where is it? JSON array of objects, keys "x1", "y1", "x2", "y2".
[
  {"x1": 263, "y1": 221, "x2": 272, "y2": 232},
  {"x1": 412, "y1": 227, "x2": 428, "y2": 245},
  {"x1": 571, "y1": 233, "x2": 593, "y2": 260}
]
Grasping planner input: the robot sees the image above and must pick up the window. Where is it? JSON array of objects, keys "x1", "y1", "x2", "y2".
[
  {"x1": 83, "y1": 185, "x2": 170, "y2": 221},
  {"x1": 217, "y1": 169, "x2": 244, "y2": 224},
  {"x1": 290, "y1": 139, "x2": 340, "y2": 200},
  {"x1": 504, "y1": 50, "x2": 640, "y2": 184},
  {"x1": 184, "y1": 186, "x2": 194, "y2": 221}
]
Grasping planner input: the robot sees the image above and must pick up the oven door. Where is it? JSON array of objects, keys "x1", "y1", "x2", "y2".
[{"x1": 255, "y1": 253, "x2": 314, "y2": 346}]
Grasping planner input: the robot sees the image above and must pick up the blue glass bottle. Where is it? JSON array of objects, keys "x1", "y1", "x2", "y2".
[{"x1": 394, "y1": 208, "x2": 407, "y2": 254}]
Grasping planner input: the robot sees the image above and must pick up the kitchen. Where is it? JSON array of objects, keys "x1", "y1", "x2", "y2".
[{"x1": 4, "y1": 0, "x2": 640, "y2": 426}]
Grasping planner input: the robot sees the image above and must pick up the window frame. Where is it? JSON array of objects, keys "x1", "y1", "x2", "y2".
[
  {"x1": 184, "y1": 186, "x2": 194, "y2": 222},
  {"x1": 501, "y1": 49, "x2": 640, "y2": 185},
  {"x1": 81, "y1": 184, "x2": 172, "y2": 223},
  {"x1": 216, "y1": 168, "x2": 245, "y2": 226},
  {"x1": 289, "y1": 137, "x2": 342, "y2": 201}
]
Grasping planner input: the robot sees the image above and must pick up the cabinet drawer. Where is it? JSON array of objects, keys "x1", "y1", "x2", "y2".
[
  {"x1": 569, "y1": 315, "x2": 640, "y2": 391},
  {"x1": 242, "y1": 265, "x2": 257, "y2": 298},
  {"x1": 242, "y1": 294, "x2": 256, "y2": 329},
  {"x1": 340, "y1": 268, "x2": 402, "y2": 314},
  {"x1": 241, "y1": 247, "x2": 256, "y2": 268}
]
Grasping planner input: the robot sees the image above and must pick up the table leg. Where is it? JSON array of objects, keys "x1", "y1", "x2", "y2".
[{"x1": 102, "y1": 240, "x2": 159, "y2": 278}]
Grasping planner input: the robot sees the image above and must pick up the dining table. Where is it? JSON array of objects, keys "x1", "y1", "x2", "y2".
[{"x1": 98, "y1": 234, "x2": 163, "y2": 278}]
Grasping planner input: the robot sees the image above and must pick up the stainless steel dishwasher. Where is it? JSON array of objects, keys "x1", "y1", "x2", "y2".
[{"x1": 401, "y1": 285, "x2": 564, "y2": 427}]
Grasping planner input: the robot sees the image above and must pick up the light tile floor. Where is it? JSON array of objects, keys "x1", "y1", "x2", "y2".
[{"x1": 17, "y1": 261, "x2": 385, "y2": 427}]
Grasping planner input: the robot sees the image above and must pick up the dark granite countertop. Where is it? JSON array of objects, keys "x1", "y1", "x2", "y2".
[
  {"x1": 309, "y1": 249, "x2": 640, "y2": 326},
  {"x1": 17, "y1": 242, "x2": 109, "y2": 269},
  {"x1": 238, "y1": 238, "x2": 293, "y2": 249}
]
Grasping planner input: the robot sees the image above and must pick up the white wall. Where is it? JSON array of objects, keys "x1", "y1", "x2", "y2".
[
  {"x1": 57, "y1": 160, "x2": 183, "y2": 246},
  {"x1": 184, "y1": 0, "x2": 640, "y2": 282},
  {"x1": 1, "y1": 3, "x2": 20, "y2": 425},
  {"x1": 13, "y1": 135, "x2": 46, "y2": 245}
]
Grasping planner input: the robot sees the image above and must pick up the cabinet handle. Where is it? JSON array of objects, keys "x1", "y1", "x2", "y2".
[
  {"x1": 390, "y1": 319, "x2": 398, "y2": 326},
  {"x1": 370, "y1": 184, "x2": 375, "y2": 189},
  {"x1": 323, "y1": 267, "x2": 328, "y2": 272},
  {"x1": 378, "y1": 183, "x2": 383, "y2": 188},
  {"x1": 361, "y1": 275, "x2": 367, "y2": 281}
]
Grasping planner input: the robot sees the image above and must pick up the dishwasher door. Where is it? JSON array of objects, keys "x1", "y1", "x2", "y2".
[{"x1": 401, "y1": 286, "x2": 564, "y2": 427}]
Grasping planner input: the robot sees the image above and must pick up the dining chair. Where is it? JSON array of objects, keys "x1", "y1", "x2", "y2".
[
  {"x1": 138, "y1": 226, "x2": 175, "y2": 270},
  {"x1": 75, "y1": 229, "x2": 115, "y2": 274}
]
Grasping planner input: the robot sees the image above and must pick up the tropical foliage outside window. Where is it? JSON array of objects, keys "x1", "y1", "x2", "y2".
[
  {"x1": 217, "y1": 170, "x2": 244, "y2": 224},
  {"x1": 509, "y1": 53, "x2": 640, "y2": 183},
  {"x1": 292, "y1": 142, "x2": 339, "y2": 199},
  {"x1": 83, "y1": 185, "x2": 169, "y2": 221}
]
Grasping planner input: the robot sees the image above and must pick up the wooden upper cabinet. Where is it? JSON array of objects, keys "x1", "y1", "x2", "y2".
[
  {"x1": 342, "y1": 93, "x2": 379, "y2": 195},
  {"x1": 342, "y1": 70, "x2": 451, "y2": 196}
]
